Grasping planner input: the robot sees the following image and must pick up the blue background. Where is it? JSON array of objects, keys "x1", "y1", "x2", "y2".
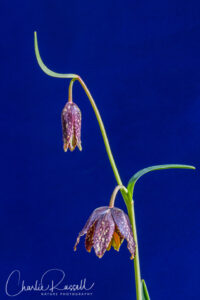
[{"x1": 0, "y1": 0, "x2": 199, "y2": 299}]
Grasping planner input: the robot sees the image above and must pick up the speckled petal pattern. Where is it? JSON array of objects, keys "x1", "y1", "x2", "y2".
[
  {"x1": 73, "y1": 104, "x2": 82, "y2": 151},
  {"x1": 61, "y1": 102, "x2": 82, "y2": 152},
  {"x1": 111, "y1": 207, "x2": 136, "y2": 259},
  {"x1": 85, "y1": 221, "x2": 96, "y2": 252},
  {"x1": 74, "y1": 207, "x2": 108, "y2": 251},
  {"x1": 93, "y1": 209, "x2": 115, "y2": 258},
  {"x1": 74, "y1": 206, "x2": 136, "y2": 260}
]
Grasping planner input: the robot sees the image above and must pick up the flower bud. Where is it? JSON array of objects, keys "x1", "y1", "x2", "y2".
[{"x1": 61, "y1": 102, "x2": 82, "y2": 152}]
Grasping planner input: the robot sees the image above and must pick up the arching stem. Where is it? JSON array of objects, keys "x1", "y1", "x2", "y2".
[
  {"x1": 109, "y1": 185, "x2": 128, "y2": 208},
  {"x1": 34, "y1": 32, "x2": 79, "y2": 79},
  {"x1": 77, "y1": 76, "x2": 124, "y2": 186},
  {"x1": 68, "y1": 78, "x2": 76, "y2": 102}
]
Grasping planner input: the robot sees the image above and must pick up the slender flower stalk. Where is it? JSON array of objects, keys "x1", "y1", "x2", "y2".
[
  {"x1": 70, "y1": 77, "x2": 124, "y2": 187},
  {"x1": 109, "y1": 184, "x2": 128, "y2": 207},
  {"x1": 68, "y1": 78, "x2": 76, "y2": 103}
]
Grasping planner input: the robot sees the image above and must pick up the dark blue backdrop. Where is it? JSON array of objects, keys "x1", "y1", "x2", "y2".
[{"x1": 0, "y1": 0, "x2": 199, "y2": 299}]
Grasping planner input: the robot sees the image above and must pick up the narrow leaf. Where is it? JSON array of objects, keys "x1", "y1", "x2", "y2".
[
  {"x1": 142, "y1": 280, "x2": 150, "y2": 300},
  {"x1": 127, "y1": 164, "x2": 195, "y2": 198}
]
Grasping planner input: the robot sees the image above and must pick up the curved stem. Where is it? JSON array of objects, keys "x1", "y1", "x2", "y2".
[
  {"x1": 109, "y1": 185, "x2": 128, "y2": 208},
  {"x1": 34, "y1": 32, "x2": 79, "y2": 79},
  {"x1": 68, "y1": 78, "x2": 77, "y2": 102},
  {"x1": 77, "y1": 77, "x2": 123, "y2": 185}
]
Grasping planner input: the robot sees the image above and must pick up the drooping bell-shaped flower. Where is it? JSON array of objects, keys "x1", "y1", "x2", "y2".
[
  {"x1": 61, "y1": 102, "x2": 82, "y2": 152},
  {"x1": 74, "y1": 206, "x2": 136, "y2": 259}
]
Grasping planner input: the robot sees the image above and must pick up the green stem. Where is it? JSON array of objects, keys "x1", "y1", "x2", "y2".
[
  {"x1": 68, "y1": 78, "x2": 76, "y2": 102},
  {"x1": 77, "y1": 76, "x2": 123, "y2": 186},
  {"x1": 109, "y1": 185, "x2": 128, "y2": 208},
  {"x1": 34, "y1": 31, "x2": 142, "y2": 300},
  {"x1": 126, "y1": 198, "x2": 142, "y2": 300},
  {"x1": 34, "y1": 32, "x2": 79, "y2": 79}
]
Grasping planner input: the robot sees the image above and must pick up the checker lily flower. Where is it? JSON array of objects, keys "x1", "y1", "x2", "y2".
[
  {"x1": 34, "y1": 32, "x2": 196, "y2": 300},
  {"x1": 74, "y1": 186, "x2": 136, "y2": 259},
  {"x1": 61, "y1": 101, "x2": 82, "y2": 152}
]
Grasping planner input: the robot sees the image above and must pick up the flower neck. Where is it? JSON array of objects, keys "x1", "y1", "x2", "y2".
[
  {"x1": 109, "y1": 185, "x2": 128, "y2": 208},
  {"x1": 68, "y1": 78, "x2": 77, "y2": 103}
]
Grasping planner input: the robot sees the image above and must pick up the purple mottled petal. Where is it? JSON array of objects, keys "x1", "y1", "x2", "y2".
[
  {"x1": 111, "y1": 208, "x2": 136, "y2": 259},
  {"x1": 72, "y1": 104, "x2": 82, "y2": 151},
  {"x1": 74, "y1": 207, "x2": 108, "y2": 251},
  {"x1": 61, "y1": 103, "x2": 74, "y2": 152},
  {"x1": 82, "y1": 207, "x2": 109, "y2": 235},
  {"x1": 93, "y1": 209, "x2": 115, "y2": 258},
  {"x1": 61, "y1": 102, "x2": 82, "y2": 152},
  {"x1": 85, "y1": 221, "x2": 96, "y2": 252}
]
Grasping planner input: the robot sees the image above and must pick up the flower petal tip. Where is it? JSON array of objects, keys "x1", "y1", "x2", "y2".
[
  {"x1": 63, "y1": 142, "x2": 69, "y2": 152},
  {"x1": 86, "y1": 249, "x2": 92, "y2": 253}
]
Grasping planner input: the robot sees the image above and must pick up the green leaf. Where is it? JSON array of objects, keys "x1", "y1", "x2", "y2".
[
  {"x1": 142, "y1": 280, "x2": 150, "y2": 300},
  {"x1": 127, "y1": 164, "x2": 195, "y2": 199}
]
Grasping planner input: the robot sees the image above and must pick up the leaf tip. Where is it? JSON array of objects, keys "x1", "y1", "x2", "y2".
[
  {"x1": 34, "y1": 31, "x2": 37, "y2": 40},
  {"x1": 188, "y1": 165, "x2": 196, "y2": 170}
]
